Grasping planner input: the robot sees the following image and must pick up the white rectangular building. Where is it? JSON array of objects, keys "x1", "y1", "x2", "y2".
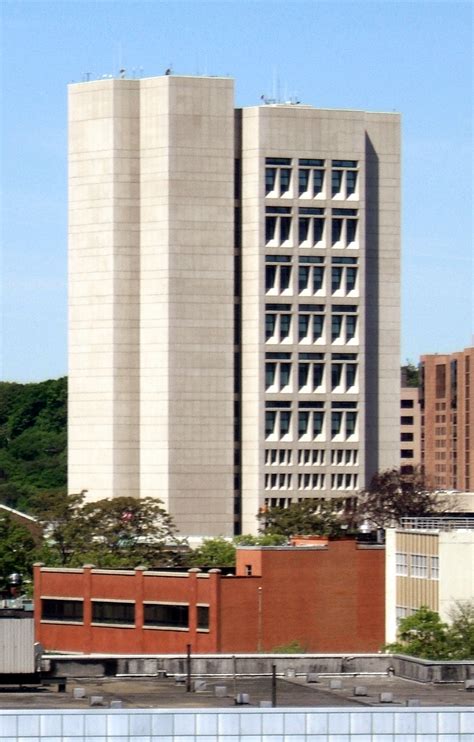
[{"x1": 68, "y1": 75, "x2": 400, "y2": 537}]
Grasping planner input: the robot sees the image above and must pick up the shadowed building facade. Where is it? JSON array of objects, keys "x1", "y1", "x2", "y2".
[{"x1": 68, "y1": 75, "x2": 400, "y2": 536}]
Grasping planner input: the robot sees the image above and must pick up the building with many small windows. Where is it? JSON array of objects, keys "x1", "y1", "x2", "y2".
[
  {"x1": 400, "y1": 381, "x2": 421, "y2": 476},
  {"x1": 385, "y1": 517, "x2": 474, "y2": 642},
  {"x1": 68, "y1": 74, "x2": 400, "y2": 536},
  {"x1": 420, "y1": 347, "x2": 474, "y2": 491}
]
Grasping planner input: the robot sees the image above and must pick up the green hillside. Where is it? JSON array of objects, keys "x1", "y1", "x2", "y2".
[{"x1": 0, "y1": 377, "x2": 67, "y2": 513}]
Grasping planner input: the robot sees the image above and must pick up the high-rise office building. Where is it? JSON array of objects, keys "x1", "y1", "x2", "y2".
[
  {"x1": 420, "y1": 347, "x2": 474, "y2": 490},
  {"x1": 68, "y1": 75, "x2": 400, "y2": 536}
]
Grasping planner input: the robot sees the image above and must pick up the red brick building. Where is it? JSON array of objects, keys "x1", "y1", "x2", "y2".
[
  {"x1": 420, "y1": 347, "x2": 474, "y2": 490},
  {"x1": 34, "y1": 540, "x2": 384, "y2": 654}
]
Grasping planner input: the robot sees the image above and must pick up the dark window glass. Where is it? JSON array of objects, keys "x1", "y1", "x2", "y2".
[
  {"x1": 280, "y1": 314, "x2": 291, "y2": 339},
  {"x1": 313, "y1": 411, "x2": 324, "y2": 436},
  {"x1": 298, "y1": 411, "x2": 309, "y2": 437},
  {"x1": 346, "y1": 170, "x2": 357, "y2": 195},
  {"x1": 266, "y1": 216, "x2": 277, "y2": 242},
  {"x1": 298, "y1": 314, "x2": 309, "y2": 341},
  {"x1": 331, "y1": 411, "x2": 342, "y2": 437},
  {"x1": 144, "y1": 603, "x2": 188, "y2": 628},
  {"x1": 331, "y1": 363, "x2": 342, "y2": 389},
  {"x1": 298, "y1": 363, "x2": 309, "y2": 389},
  {"x1": 346, "y1": 412, "x2": 357, "y2": 437},
  {"x1": 314, "y1": 169, "x2": 324, "y2": 195},
  {"x1": 299, "y1": 159, "x2": 324, "y2": 166},
  {"x1": 313, "y1": 314, "x2": 324, "y2": 341},
  {"x1": 401, "y1": 399, "x2": 414, "y2": 408},
  {"x1": 280, "y1": 411, "x2": 291, "y2": 436},
  {"x1": 313, "y1": 363, "x2": 324, "y2": 387},
  {"x1": 280, "y1": 363, "x2": 291, "y2": 387},
  {"x1": 346, "y1": 267, "x2": 357, "y2": 292},
  {"x1": 265, "y1": 411, "x2": 276, "y2": 437},
  {"x1": 401, "y1": 416, "x2": 414, "y2": 425},
  {"x1": 298, "y1": 266, "x2": 309, "y2": 292},
  {"x1": 280, "y1": 217, "x2": 291, "y2": 242},
  {"x1": 299, "y1": 169, "x2": 309, "y2": 195},
  {"x1": 280, "y1": 266, "x2": 291, "y2": 291},
  {"x1": 265, "y1": 168, "x2": 277, "y2": 194},
  {"x1": 265, "y1": 265, "x2": 276, "y2": 291},
  {"x1": 436, "y1": 365, "x2": 446, "y2": 398},
  {"x1": 313, "y1": 218, "x2": 324, "y2": 243},
  {"x1": 265, "y1": 362, "x2": 276, "y2": 389},
  {"x1": 331, "y1": 315, "x2": 342, "y2": 341},
  {"x1": 299, "y1": 217, "x2": 310, "y2": 243},
  {"x1": 280, "y1": 168, "x2": 291, "y2": 194},
  {"x1": 346, "y1": 219, "x2": 357, "y2": 243},
  {"x1": 265, "y1": 313, "x2": 276, "y2": 340},
  {"x1": 332, "y1": 218, "x2": 342, "y2": 244},
  {"x1": 346, "y1": 315, "x2": 357, "y2": 340},
  {"x1": 331, "y1": 267, "x2": 343, "y2": 293},
  {"x1": 266, "y1": 157, "x2": 291, "y2": 165},
  {"x1": 401, "y1": 432, "x2": 414, "y2": 442},
  {"x1": 42, "y1": 599, "x2": 83, "y2": 622},
  {"x1": 92, "y1": 602, "x2": 135, "y2": 625},
  {"x1": 401, "y1": 449, "x2": 414, "y2": 458},
  {"x1": 332, "y1": 160, "x2": 357, "y2": 168},
  {"x1": 331, "y1": 170, "x2": 342, "y2": 196},
  {"x1": 313, "y1": 266, "x2": 324, "y2": 292},
  {"x1": 197, "y1": 605, "x2": 209, "y2": 630},
  {"x1": 346, "y1": 363, "x2": 357, "y2": 389}
]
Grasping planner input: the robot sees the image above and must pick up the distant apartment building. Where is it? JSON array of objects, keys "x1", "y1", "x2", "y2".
[
  {"x1": 68, "y1": 74, "x2": 400, "y2": 537},
  {"x1": 385, "y1": 517, "x2": 474, "y2": 642},
  {"x1": 420, "y1": 348, "x2": 474, "y2": 490},
  {"x1": 400, "y1": 381, "x2": 421, "y2": 476},
  {"x1": 34, "y1": 539, "x2": 385, "y2": 654}
]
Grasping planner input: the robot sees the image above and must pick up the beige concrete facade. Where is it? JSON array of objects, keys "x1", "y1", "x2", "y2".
[
  {"x1": 400, "y1": 385, "x2": 421, "y2": 474},
  {"x1": 69, "y1": 75, "x2": 400, "y2": 537},
  {"x1": 385, "y1": 524, "x2": 474, "y2": 642}
]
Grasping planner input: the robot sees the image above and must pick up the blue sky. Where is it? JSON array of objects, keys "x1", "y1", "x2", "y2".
[{"x1": 1, "y1": 0, "x2": 472, "y2": 382}]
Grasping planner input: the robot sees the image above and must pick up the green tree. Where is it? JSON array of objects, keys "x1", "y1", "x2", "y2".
[
  {"x1": 0, "y1": 513, "x2": 37, "y2": 588},
  {"x1": 385, "y1": 606, "x2": 450, "y2": 660},
  {"x1": 257, "y1": 499, "x2": 352, "y2": 538},
  {"x1": 446, "y1": 600, "x2": 474, "y2": 660},
  {"x1": 188, "y1": 537, "x2": 237, "y2": 567},
  {"x1": 402, "y1": 361, "x2": 420, "y2": 388},
  {"x1": 357, "y1": 468, "x2": 440, "y2": 529},
  {"x1": 34, "y1": 491, "x2": 182, "y2": 568}
]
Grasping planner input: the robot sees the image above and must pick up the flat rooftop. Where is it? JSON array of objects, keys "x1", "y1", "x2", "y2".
[{"x1": 1, "y1": 674, "x2": 473, "y2": 710}]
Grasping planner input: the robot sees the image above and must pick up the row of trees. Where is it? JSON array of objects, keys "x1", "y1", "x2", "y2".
[{"x1": 387, "y1": 603, "x2": 474, "y2": 661}]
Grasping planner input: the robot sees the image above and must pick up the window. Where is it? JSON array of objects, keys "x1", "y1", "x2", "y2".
[
  {"x1": 401, "y1": 449, "x2": 414, "y2": 458},
  {"x1": 331, "y1": 402, "x2": 358, "y2": 440},
  {"x1": 298, "y1": 304, "x2": 325, "y2": 343},
  {"x1": 331, "y1": 353, "x2": 358, "y2": 391},
  {"x1": 41, "y1": 598, "x2": 83, "y2": 623},
  {"x1": 401, "y1": 432, "x2": 414, "y2": 442},
  {"x1": 144, "y1": 603, "x2": 189, "y2": 628},
  {"x1": 298, "y1": 448, "x2": 325, "y2": 465},
  {"x1": 298, "y1": 256, "x2": 325, "y2": 294},
  {"x1": 330, "y1": 449, "x2": 358, "y2": 466},
  {"x1": 430, "y1": 556, "x2": 439, "y2": 580},
  {"x1": 401, "y1": 416, "x2": 414, "y2": 425},
  {"x1": 265, "y1": 448, "x2": 293, "y2": 465},
  {"x1": 396, "y1": 553, "x2": 408, "y2": 576},
  {"x1": 298, "y1": 208, "x2": 325, "y2": 246},
  {"x1": 264, "y1": 472, "x2": 293, "y2": 489},
  {"x1": 330, "y1": 473, "x2": 358, "y2": 490},
  {"x1": 265, "y1": 401, "x2": 292, "y2": 440},
  {"x1": 401, "y1": 399, "x2": 414, "y2": 409},
  {"x1": 411, "y1": 554, "x2": 428, "y2": 578},
  {"x1": 298, "y1": 401, "x2": 325, "y2": 440},
  {"x1": 297, "y1": 472, "x2": 325, "y2": 490},
  {"x1": 265, "y1": 206, "x2": 292, "y2": 245},
  {"x1": 265, "y1": 158, "x2": 292, "y2": 197},
  {"x1": 92, "y1": 601, "x2": 135, "y2": 625},
  {"x1": 331, "y1": 160, "x2": 358, "y2": 199},
  {"x1": 331, "y1": 305, "x2": 358, "y2": 343},
  {"x1": 298, "y1": 352, "x2": 325, "y2": 391},
  {"x1": 196, "y1": 605, "x2": 210, "y2": 630},
  {"x1": 265, "y1": 304, "x2": 292, "y2": 342},
  {"x1": 435, "y1": 364, "x2": 446, "y2": 398},
  {"x1": 298, "y1": 159, "x2": 325, "y2": 198},
  {"x1": 331, "y1": 209, "x2": 358, "y2": 247},
  {"x1": 265, "y1": 360, "x2": 292, "y2": 390},
  {"x1": 265, "y1": 256, "x2": 292, "y2": 294}
]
